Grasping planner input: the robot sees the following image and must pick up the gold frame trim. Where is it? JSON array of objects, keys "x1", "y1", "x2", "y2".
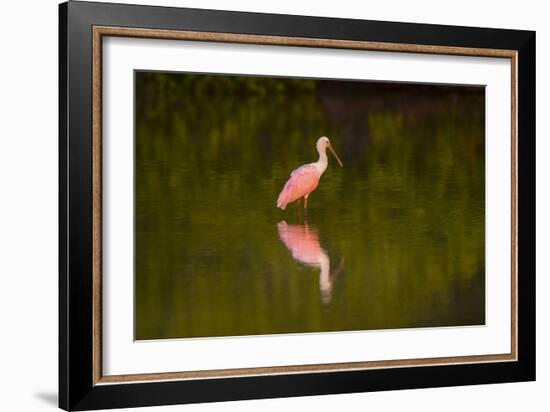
[{"x1": 92, "y1": 26, "x2": 518, "y2": 386}]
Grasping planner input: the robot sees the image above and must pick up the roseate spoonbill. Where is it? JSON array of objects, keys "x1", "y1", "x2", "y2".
[
  {"x1": 276, "y1": 136, "x2": 343, "y2": 210},
  {"x1": 277, "y1": 221, "x2": 344, "y2": 303}
]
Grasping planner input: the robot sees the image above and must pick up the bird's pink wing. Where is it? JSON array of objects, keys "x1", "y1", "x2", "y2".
[
  {"x1": 277, "y1": 222, "x2": 323, "y2": 266},
  {"x1": 277, "y1": 164, "x2": 321, "y2": 209}
]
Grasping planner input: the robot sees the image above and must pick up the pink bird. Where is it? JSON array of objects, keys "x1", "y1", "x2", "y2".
[
  {"x1": 276, "y1": 137, "x2": 343, "y2": 210},
  {"x1": 277, "y1": 221, "x2": 345, "y2": 303}
]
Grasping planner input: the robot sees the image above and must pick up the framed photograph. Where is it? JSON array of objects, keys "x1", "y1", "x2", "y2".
[{"x1": 59, "y1": 1, "x2": 535, "y2": 410}]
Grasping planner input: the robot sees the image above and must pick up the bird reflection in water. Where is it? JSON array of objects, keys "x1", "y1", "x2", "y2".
[{"x1": 277, "y1": 221, "x2": 344, "y2": 304}]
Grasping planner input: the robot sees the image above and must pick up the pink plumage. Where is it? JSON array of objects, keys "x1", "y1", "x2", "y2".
[
  {"x1": 277, "y1": 221, "x2": 324, "y2": 265},
  {"x1": 276, "y1": 137, "x2": 343, "y2": 211},
  {"x1": 276, "y1": 165, "x2": 321, "y2": 210},
  {"x1": 277, "y1": 221, "x2": 344, "y2": 304}
]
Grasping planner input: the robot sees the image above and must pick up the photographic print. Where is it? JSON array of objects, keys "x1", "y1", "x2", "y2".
[
  {"x1": 134, "y1": 72, "x2": 485, "y2": 341},
  {"x1": 60, "y1": 4, "x2": 535, "y2": 408}
]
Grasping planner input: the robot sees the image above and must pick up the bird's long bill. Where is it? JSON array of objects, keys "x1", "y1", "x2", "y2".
[{"x1": 328, "y1": 145, "x2": 344, "y2": 167}]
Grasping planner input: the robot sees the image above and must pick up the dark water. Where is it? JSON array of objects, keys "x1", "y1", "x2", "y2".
[{"x1": 135, "y1": 73, "x2": 485, "y2": 340}]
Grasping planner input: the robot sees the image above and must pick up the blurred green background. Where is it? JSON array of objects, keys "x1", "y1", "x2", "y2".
[{"x1": 135, "y1": 72, "x2": 485, "y2": 340}]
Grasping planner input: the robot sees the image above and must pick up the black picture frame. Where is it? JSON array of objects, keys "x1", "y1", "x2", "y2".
[{"x1": 59, "y1": 1, "x2": 536, "y2": 410}]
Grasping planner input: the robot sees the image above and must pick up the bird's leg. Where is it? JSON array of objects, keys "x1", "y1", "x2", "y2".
[{"x1": 304, "y1": 195, "x2": 308, "y2": 210}]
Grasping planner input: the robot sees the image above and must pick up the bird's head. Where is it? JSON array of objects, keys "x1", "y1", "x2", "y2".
[
  {"x1": 316, "y1": 136, "x2": 343, "y2": 167},
  {"x1": 317, "y1": 136, "x2": 331, "y2": 149}
]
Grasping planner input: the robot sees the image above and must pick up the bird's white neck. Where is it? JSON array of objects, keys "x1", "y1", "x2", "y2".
[
  {"x1": 314, "y1": 145, "x2": 328, "y2": 174},
  {"x1": 319, "y1": 253, "x2": 332, "y2": 303}
]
